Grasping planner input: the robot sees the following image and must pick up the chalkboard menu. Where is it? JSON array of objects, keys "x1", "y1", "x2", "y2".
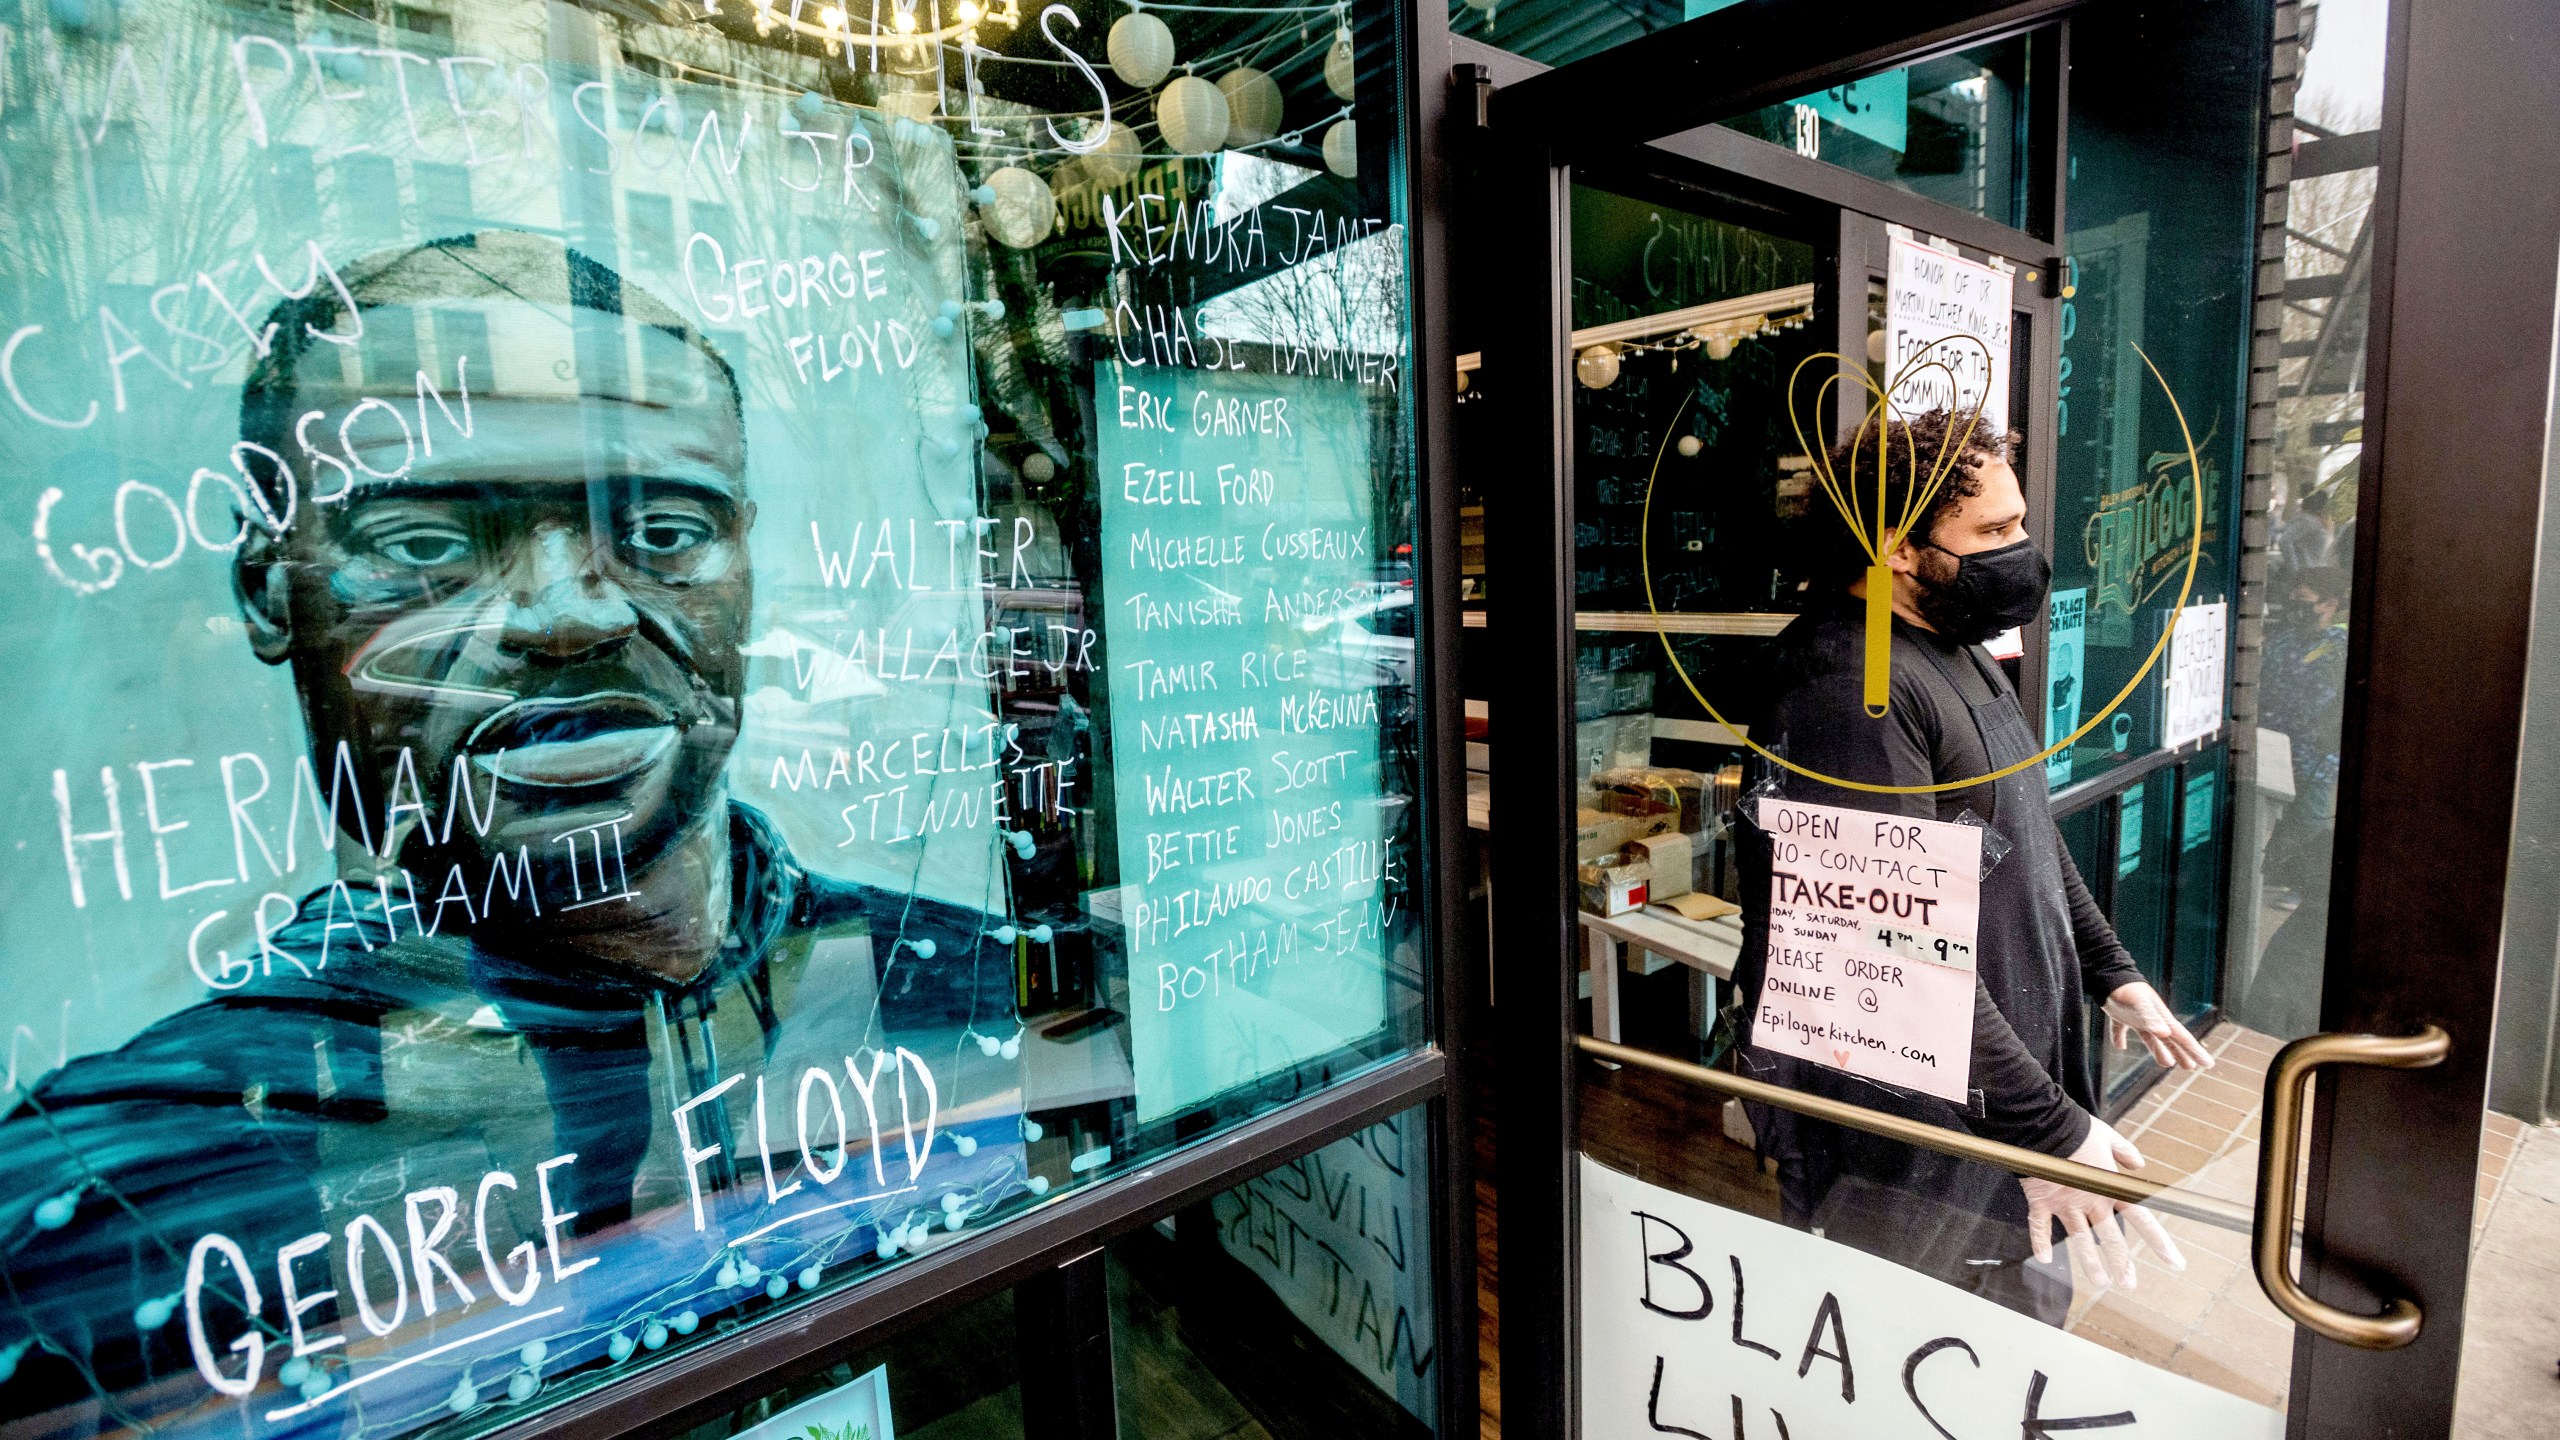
[
  {"x1": 0, "y1": 2, "x2": 1425, "y2": 1436},
  {"x1": 1566, "y1": 188, "x2": 1821, "y2": 614}
]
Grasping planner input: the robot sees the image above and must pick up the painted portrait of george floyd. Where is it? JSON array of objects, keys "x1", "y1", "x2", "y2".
[{"x1": 0, "y1": 228, "x2": 1029, "y2": 1435}]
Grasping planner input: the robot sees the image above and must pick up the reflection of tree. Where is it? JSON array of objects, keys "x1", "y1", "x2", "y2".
[
  {"x1": 1199, "y1": 213, "x2": 1408, "y2": 380},
  {"x1": 0, "y1": 2, "x2": 320, "y2": 461}
]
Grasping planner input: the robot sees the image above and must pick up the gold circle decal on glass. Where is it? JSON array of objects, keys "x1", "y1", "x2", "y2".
[{"x1": 1639, "y1": 343, "x2": 2207, "y2": 796}]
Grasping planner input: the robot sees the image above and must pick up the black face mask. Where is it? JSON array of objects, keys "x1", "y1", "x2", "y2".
[{"x1": 1914, "y1": 537, "x2": 2051, "y2": 644}]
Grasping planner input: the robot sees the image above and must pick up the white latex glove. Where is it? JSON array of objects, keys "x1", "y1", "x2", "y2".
[
  {"x1": 2103, "y1": 980, "x2": 2216, "y2": 1071},
  {"x1": 2018, "y1": 1116, "x2": 2187, "y2": 1291}
]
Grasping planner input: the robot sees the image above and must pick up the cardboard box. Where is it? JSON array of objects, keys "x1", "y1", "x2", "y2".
[
  {"x1": 1577, "y1": 807, "x2": 1673, "y2": 863},
  {"x1": 1622, "y1": 832, "x2": 1695, "y2": 901},
  {"x1": 1578, "y1": 859, "x2": 1648, "y2": 916}
]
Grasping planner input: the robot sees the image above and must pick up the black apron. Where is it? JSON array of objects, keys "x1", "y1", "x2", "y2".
[{"x1": 1749, "y1": 639, "x2": 2089, "y2": 1326}]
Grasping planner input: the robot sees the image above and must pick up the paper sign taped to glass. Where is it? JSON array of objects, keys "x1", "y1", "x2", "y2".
[
  {"x1": 1884, "y1": 235, "x2": 2015, "y2": 433},
  {"x1": 1751, "y1": 797, "x2": 1983, "y2": 1101},
  {"x1": 1580, "y1": 1157, "x2": 2284, "y2": 1439}
]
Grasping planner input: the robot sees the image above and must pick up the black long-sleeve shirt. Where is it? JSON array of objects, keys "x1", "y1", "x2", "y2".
[{"x1": 1736, "y1": 602, "x2": 2142, "y2": 1159}]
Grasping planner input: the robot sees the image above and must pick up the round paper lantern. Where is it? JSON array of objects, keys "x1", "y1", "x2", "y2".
[
  {"x1": 1107, "y1": 11, "x2": 1175, "y2": 88},
  {"x1": 1156, "y1": 75, "x2": 1230, "y2": 157},
  {"x1": 1322, "y1": 118, "x2": 1358, "y2": 178},
  {"x1": 1676, "y1": 434, "x2": 1705, "y2": 457},
  {"x1": 1575, "y1": 344, "x2": 1621, "y2": 390},
  {"x1": 1325, "y1": 33, "x2": 1357, "y2": 102},
  {"x1": 1081, "y1": 120, "x2": 1143, "y2": 185},
  {"x1": 1020, "y1": 452, "x2": 1056, "y2": 484},
  {"x1": 1219, "y1": 67, "x2": 1283, "y2": 148},
  {"x1": 979, "y1": 166, "x2": 1056, "y2": 249}
]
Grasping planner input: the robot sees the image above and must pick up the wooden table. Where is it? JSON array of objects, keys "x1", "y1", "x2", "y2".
[{"x1": 1578, "y1": 905, "x2": 1742, "y2": 1043}]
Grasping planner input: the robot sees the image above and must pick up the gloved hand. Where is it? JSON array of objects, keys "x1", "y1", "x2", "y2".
[
  {"x1": 2019, "y1": 1115, "x2": 2188, "y2": 1291},
  {"x1": 2104, "y1": 980, "x2": 2216, "y2": 1071}
]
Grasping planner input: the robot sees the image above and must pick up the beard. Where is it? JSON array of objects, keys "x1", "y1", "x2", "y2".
[{"x1": 1909, "y1": 550, "x2": 1984, "y2": 640}]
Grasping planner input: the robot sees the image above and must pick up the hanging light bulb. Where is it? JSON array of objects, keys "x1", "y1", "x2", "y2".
[
  {"x1": 1218, "y1": 67, "x2": 1283, "y2": 148},
  {"x1": 1108, "y1": 10, "x2": 1176, "y2": 88},
  {"x1": 1078, "y1": 119, "x2": 1143, "y2": 184},
  {"x1": 979, "y1": 166, "x2": 1057, "y2": 248},
  {"x1": 1157, "y1": 75, "x2": 1231, "y2": 156},
  {"x1": 1322, "y1": 117, "x2": 1357, "y2": 177},
  {"x1": 1325, "y1": 29, "x2": 1357, "y2": 102}
]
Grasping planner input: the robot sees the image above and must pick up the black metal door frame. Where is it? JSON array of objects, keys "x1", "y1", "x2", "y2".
[{"x1": 1476, "y1": 1, "x2": 2557, "y2": 1435}]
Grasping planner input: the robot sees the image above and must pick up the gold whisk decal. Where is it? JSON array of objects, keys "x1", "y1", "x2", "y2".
[
  {"x1": 1784, "y1": 336, "x2": 1997, "y2": 717},
  {"x1": 1638, "y1": 342, "x2": 2206, "y2": 795}
]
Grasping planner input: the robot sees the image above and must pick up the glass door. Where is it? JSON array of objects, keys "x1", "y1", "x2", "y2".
[
  {"x1": 1468, "y1": 2, "x2": 2549, "y2": 1436},
  {"x1": 1559, "y1": 158, "x2": 2314, "y2": 1432}
]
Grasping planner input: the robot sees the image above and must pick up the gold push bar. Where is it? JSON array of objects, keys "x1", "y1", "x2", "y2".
[
  {"x1": 1574, "y1": 1035, "x2": 2254, "y2": 1233},
  {"x1": 2253, "y1": 1026, "x2": 2449, "y2": 1350}
]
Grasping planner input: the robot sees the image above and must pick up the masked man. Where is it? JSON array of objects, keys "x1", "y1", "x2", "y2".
[
  {"x1": 0, "y1": 232, "x2": 1018, "y2": 1430},
  {"x1": 1735, "y1": 408, "x2": 2212, "y2": 1325}
]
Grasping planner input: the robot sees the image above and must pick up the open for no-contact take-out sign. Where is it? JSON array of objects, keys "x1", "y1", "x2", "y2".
[{"x1": 1753, "y1": 798, "x2": 1982, "y2": 1101}]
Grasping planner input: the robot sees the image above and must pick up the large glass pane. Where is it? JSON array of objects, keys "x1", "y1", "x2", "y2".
[
  {"x1": 2230, "y1": 0, "x2": 2376, "y2": 1044},
  {"x1": 0, "y1": 1, "x2": 1426, "y2": 1435},
  {"x1": 1111, "y1": 1104, "x2": 1440, "y2": 1437},
  {"x1": 1718, "y1": 36, "x2": 2035, "y2": 233},
  {"x1": 2044, "y1": 5, "x2": 2257, "y2": 792},
  {"x1": 1449, "y1": 5, "x2": 2039, "y2": 232},
  {"x1": 1446, "y1": 0, "x2": 1689, "y2": 68},
  {"x1": 1548, "y1": 7, "x2": 2298, "y2": 1430},
  {"x1": 678, "y1": 1286, "x2": 1022, "y2": 1440}
]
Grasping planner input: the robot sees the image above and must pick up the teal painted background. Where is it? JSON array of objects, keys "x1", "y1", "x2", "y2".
[{"x1": 1094, "y1": 361, "x2": 1399, "y2": 1122}]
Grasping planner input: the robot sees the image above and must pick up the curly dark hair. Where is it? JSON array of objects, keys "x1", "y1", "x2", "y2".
[{"x1": 1793, "y1": 407, "x2": 2022, "y2": 588}]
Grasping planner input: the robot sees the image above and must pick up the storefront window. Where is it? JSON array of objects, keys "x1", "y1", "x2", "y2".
[
  {"x1": 2237, "y1": 0, "x2": 2379, "y2": 1040},
  {"x1": 1446, "y1": 0, "x2": 1685, "y2": 67},
  {"x1": 1112, "y1": 1104, "x2": 1439, "y2": 1436},
  {"x1": 2045, "y1": 3, "x2": 2258, "y2": 791},
  {"x1": 681, "y1": 1104, "x2": 1442, "y2": 1440},
  {"x1": 0, "y1": 1, "x2": 1425, "y2": 1435},
  {"x1": 683, "y1": 1289, "x2": 1022, "y2": 1439}
]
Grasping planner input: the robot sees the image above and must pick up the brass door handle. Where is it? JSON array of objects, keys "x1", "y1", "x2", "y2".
[{"x1": 2253, "y1": 1025, "x2": 2450, "y2": 1350}]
